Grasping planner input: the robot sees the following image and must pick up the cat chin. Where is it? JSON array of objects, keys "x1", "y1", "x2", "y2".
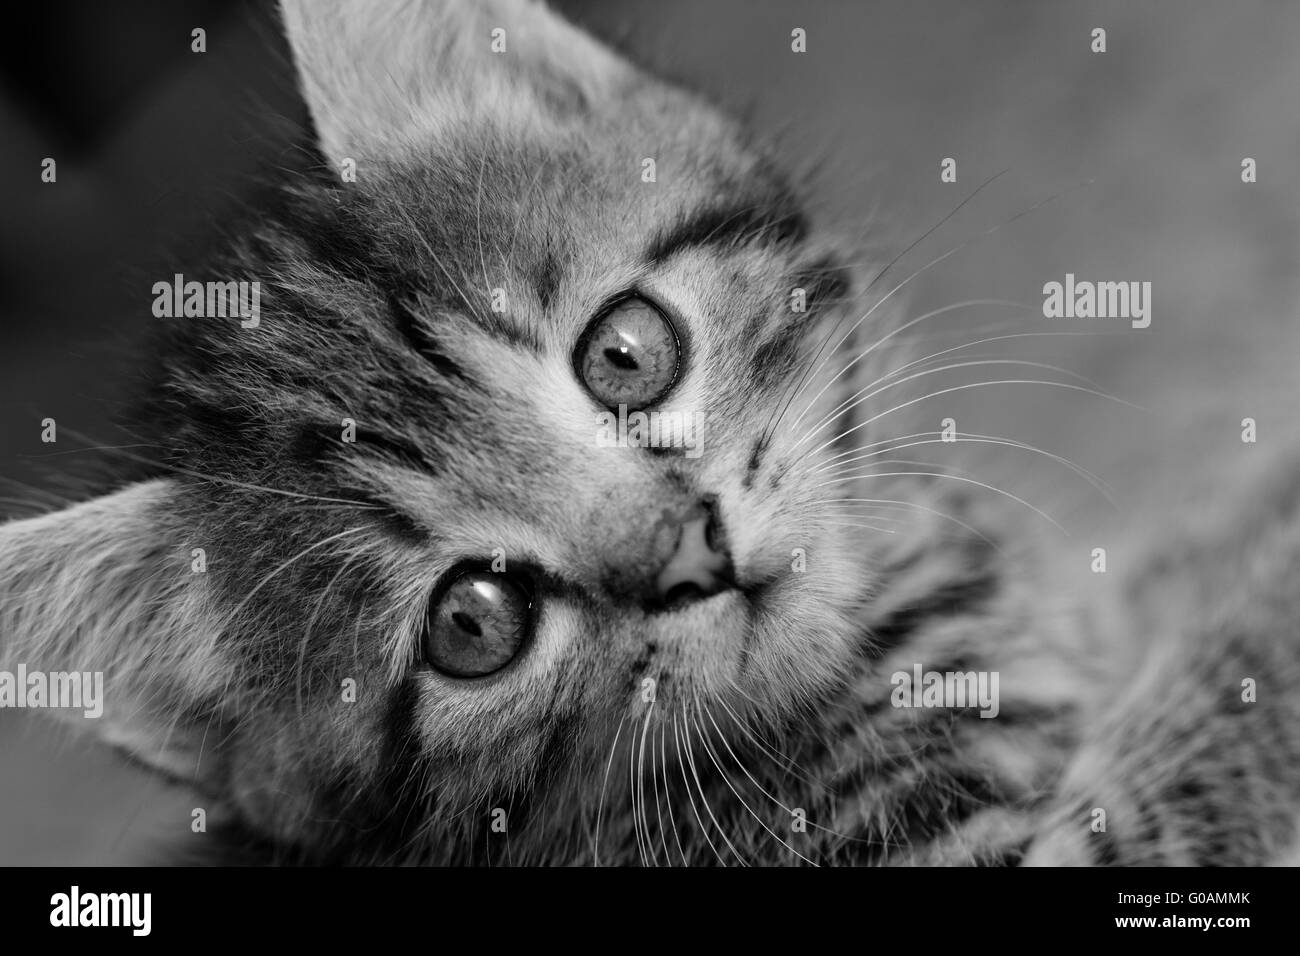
[
  {"x1": 625, "y1": 578, "x2": 857, "y2": 720},
  {"x1": 634, "y1": 589, "x2": 753, "y2": 703}
]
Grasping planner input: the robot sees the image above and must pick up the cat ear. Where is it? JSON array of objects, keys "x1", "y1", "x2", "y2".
[
  {"x1": 280, "y1": 0, "x2": 636, "y2": 164},
  {"x1": 0, "y1": 481, "x2": 223, "y2": 784}
]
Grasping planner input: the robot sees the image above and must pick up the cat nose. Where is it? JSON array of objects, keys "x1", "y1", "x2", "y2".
[{"x1": 653, "y1": 500, "x2": 734, "y2": 608}]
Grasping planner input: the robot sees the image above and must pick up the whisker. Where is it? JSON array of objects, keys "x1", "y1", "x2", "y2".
[
  {"x1": 393, "y1": 203, "x2": 476, "y2": 312},
  {"x1": 502, "y1": 160, "x2": 550, "y2": 275},
  {"x1": 818, "y1": 470, "x2": 1069, "y2": 534},
  {"x1": 760, "y1": 169, "x2": 1012, "y2": 445},
  {"x1": 682, "y1": 698, "x2": 747, "y2": 865},
  {"x1": 825, "y1": 520, "x2": 899, "y2": 535},
  {"x1": 635, "y1": 702, "x2": 658, "y2": 866},
  {"x1": 800, "y1": 378, "x2": 1143, "y2": 463},
  {"x1": 693, "y1": 706, "x2": 817, "y2": 865},
  {"x1": 39, "y1": 427, "x2": 385, "y2": 509},
  {"x1": 814, "y1": 433, "x2": 1117, "y2": 505},
  {"x1": 792, "y1": 360, "x2": 1135, "y2": 456},
  {"x1": 805, "y1": 345, "x2": 1116, "y2": 452},
  {"x1": 790, "y1": 299, "x2": 1031, "y2": 432},
  {"x1": 713, "y1": 695, "x2": 906, "y2": 853},
  {"x1": 0, "y1": 474, "x2": 69, "y2": 507},
  {"x1": 17, "y1": 442, "x2": 163, "y2": 459},
  {"x1": 650, "y1": 718, "x2": 674, "y2": 866},
  {"x1": 813, "y1": 497, "x2": 1003, "y2": 552},
  {"x1": 672, "y1": 710, "x2": 726, "y2": 866},
  {"x1": 851, "y1": 328, "x2": 1124, "y2": 395},
  {"x1": 628, "y1": 706, "x2": 648, "y2": 866},
  {"x1": 474, "y1": 151, "x2": 492, "y2": 296},
  {"x1": 294, "y1": 550, "x2": 367, "y2": 720},
  {"x1": 225, "y1": 526, "x2": 369, "y2": 630},
  {"x1": 659, "y1": 720, "x2": 689, "y2": 866},
  {"x1": 714, "y1": 693, "x2": 828, "y2": 793},
  {"x1": 770, "y1": 178, "x2": 1095, "y2": 448},
  {"x1": 591, "y1": 713, "x2": 627, "y2": 867},
  {"x1": 703, "y1": 706, "x2": 824, "y2": 866}
]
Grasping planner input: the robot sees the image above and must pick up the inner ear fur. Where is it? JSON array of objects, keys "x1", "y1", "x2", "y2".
[{"x1": 0, "y1": 480, "x2": 224, "y2": 783}]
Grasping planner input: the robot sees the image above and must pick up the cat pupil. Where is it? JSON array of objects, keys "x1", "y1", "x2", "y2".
[
  {"x1": 451, "y1": 610, "x2": 482, "y2": 638},
  {"x1": 604, "y1": 346, "x2": 638, "y2": 371}
]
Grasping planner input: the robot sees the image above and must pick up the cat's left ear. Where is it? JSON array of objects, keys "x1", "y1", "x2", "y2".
[
  {"x1": 0, "y1": 481, "x2": 225, "y2": 785},
  {"x1": 280, "y1": 0, "x2": 638, "y2": 165}
]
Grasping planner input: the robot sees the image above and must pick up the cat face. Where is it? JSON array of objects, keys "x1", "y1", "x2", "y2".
[{"x1": 3, "y1": 0, "x2": 891, "y2": 861}]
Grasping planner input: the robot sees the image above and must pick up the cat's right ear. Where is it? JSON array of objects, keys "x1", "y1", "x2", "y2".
[
  {"x1": 280, "y1": 0, "x2": 637, "y2": 165},
  {"x1": 0, "y1": 480, "x2": 224, "y2": 785}
]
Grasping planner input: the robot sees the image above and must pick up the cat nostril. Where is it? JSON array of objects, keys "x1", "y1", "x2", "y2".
[
  {"x1": 653, "y1": 502, "x2": 733, "y2": 609},
  {"x1": 663, "y1": 582, "x2": 706, "y2": 606}
]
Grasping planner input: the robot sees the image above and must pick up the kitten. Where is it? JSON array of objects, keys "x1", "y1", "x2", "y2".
[{"x1": 2, "y1": 0, "x2": 1298, "y2": 865}]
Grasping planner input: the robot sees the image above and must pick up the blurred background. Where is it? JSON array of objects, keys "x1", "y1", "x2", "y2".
[{"x1": 1, "y1": 0, "x2": 1297, "y2": 863}]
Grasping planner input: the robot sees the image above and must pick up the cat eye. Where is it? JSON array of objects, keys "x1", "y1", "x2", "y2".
[
  {"x1": 576, "y1": 296, "x2": 680, "y2": 409},
  {"x1": 423, "y1": 569, "x2": 534, "y2": 678}
]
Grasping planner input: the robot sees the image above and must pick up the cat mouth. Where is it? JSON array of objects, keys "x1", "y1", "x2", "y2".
[
  {"x1": 660, "y1": 580, "x2": 726, "y2": 607},
  {"x1": 650, "y1": 567, "x2": 776, "y2": 617},
  {"x1": 640, "y1": 582, "x2": 746, "y2": 627}
]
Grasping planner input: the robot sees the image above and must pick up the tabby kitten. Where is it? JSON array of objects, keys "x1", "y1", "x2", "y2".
[{"x1": 2, "y1": 0, "x2": 1298, "y2": 866}]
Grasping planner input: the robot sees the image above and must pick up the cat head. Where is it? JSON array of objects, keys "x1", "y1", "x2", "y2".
[{"x1": 1, "y1": 0, "x2": 913, "y2": 862}]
